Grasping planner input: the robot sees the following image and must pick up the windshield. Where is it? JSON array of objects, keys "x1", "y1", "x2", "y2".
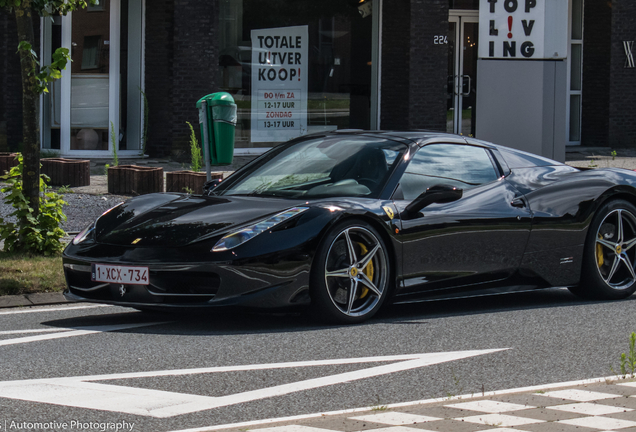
[{"x1": 217, "y1": 136, "x2": 407, "y2": 199}]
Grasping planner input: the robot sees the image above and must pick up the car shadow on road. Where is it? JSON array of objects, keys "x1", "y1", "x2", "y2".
[
  {"x1": 40, "y1": 287, "x2": 632, "y2": 336},
  {"x1": 377, "y1": 287, "x2": 613, "y2": 322}
]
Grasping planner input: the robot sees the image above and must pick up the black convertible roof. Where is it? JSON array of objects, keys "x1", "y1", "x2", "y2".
[{"x1": 322, "y1": 129, "x2": 564, "y2": 168}]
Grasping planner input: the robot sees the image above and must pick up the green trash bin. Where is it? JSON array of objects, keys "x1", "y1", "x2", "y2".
[{"x1": 196, "y1": 92, "x2": 237, "y2": 166}]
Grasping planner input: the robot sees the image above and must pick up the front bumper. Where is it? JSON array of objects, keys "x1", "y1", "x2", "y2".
[{"x1": 63, "y1": 258, "x2": 312, "y2": 310}]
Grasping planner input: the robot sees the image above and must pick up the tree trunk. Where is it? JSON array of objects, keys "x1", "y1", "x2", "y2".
[{"x1": 15, "y1": 3, "x2": 40, "y2": 219}]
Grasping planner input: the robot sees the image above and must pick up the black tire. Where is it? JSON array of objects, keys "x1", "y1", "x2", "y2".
[
  {"x1": 571, "y1": 199, "x2": 636, "y2": 300},
  {"x1": 310, "y1": 220, "x2": 391, "y2": 324}
]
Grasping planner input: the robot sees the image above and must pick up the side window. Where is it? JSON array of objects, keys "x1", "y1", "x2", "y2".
[{"x1": 398, "y1": 144, "x2": 499, "y2": 200}]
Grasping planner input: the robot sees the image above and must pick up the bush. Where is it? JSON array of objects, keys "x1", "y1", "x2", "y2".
[{"x1": 0, "y1": 154, "x2": 67, "y2": 255}]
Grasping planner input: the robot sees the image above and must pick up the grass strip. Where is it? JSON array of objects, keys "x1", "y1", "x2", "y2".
[{"x1": 0, "y1": 252, "x2": 65, "y2": 295}]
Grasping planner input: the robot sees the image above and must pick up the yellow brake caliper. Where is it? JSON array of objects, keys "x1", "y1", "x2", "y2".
[
  {"x1": 597, "y1": 234, "x2": 604, "y2": 267},
  {"x1": 357, "y1": 242, "x2": 375, "y2": 299}
]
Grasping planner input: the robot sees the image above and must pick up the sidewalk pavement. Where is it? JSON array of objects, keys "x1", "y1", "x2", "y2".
[
  {"x1": 207, "y1": 376, "x2": 636, "y2": 432},
  {"x1": 565, "y1": 146, "x2": 636, "y2": 170},
  {"x1": 0, "y1": 292, "x2": 68, "y2": 308}
]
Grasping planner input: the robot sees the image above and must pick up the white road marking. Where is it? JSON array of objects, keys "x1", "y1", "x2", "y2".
[
  {"x1": 0, "y1": 322, "x2": 167, "y2": 347},
  {"x1": 0, "y1": 328, "x2": 73, "y2": 335},
  {"x1": 57, "y1": 352, "x2": 502, "y2": 382},
  {"x1": 0, "y1": 305, "x2": 111, "y2": 315},
  {"x1": 0, "y1": 349, "x2": 506, "y2": 418}
]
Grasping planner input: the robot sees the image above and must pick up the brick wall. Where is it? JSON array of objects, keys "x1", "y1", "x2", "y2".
[
  {"x1": 0, "y1": 13, "x2": 9, "y2": 152},
  {"x1": 170, "y1": 0, "x2": 218, "y2": 160},
  {"x1": 0, "y1": 12, "x2": 26, "y2": 152},
  {"x1": 380, "y1": 0, "x2": 410, "y2": 130},
  {"x1": 609, "y1": 0, "x2": 636, "y2": 148},
  {"x1": 380, "y1": 0, "x2": 448, "y2": 132},
  {"x1": 408, "y1": 0, "x2": 447, "y2": 131},
  {"x1": 581, "y1": 0, "x2": 611, "y2": 147},
  {"x1": 144, "y1": 0, "x2": 174, "y2": 157}
]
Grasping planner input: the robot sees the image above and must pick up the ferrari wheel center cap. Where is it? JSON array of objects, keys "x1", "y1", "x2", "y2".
[
  {"x1": 349, "y1": 267, "x2": 359, "y2": 278},
  {"x1": 616, "y1": 245, "x2": 623, "y2": 254}
]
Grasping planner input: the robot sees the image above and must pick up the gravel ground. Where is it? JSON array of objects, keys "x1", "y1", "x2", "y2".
[{"x1": 0, "y1": 191, "x2": 131, "y2": 233}]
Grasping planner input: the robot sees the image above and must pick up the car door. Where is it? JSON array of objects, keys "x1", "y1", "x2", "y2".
[{"x1": 392, "y1": 143, "x2": 532, "y2": 299}]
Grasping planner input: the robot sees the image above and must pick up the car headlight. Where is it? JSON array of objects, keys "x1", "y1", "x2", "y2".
[
  {"x1": 72, "y1": 202, "x2": 124, "y2": 245},
  {"x1": 73, "y1": 223, "x2": 95, "y2": 245},
  {"x1": 212, "y1": 207, "x2": 309, "y2": 252}
]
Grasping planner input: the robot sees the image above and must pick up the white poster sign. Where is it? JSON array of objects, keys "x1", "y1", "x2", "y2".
[
  {"x1": 251, "y1": 26, "x2": 308, "y2": 143},
  {"x1": 478, "y1": 0, "x2": 568, "y2": 60}
]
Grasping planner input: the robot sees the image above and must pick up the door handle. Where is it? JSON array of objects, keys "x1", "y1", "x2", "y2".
[
  {"x1": 461, "y1": 75, "x2": 472, "y2": 96},
  {"x1": 511, "y1": 197, "x2": 526, "y2": 208}
]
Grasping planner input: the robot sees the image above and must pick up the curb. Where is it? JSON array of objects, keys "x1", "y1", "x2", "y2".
[{"x1": 0, "y1": 292, "x2": 69, "y2": 309}]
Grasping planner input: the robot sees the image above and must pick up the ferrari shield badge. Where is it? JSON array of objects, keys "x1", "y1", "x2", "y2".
[{"x1": 382, "y1": 206, "x2": 395, "y2": 220}]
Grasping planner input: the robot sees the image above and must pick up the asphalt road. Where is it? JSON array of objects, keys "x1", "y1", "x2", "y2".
[{"x1": 0, "y1": 289, "x2": 634, "y2": 432}]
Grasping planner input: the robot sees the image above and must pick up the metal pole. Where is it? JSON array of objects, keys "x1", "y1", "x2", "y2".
[{"x1": 200, "y1": 100, "x2": 212, "y2": 182}]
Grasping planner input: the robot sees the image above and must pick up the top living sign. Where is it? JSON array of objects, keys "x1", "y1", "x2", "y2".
[{"x1": 478, "y1": 0, "x2": 568, "y2": 60}]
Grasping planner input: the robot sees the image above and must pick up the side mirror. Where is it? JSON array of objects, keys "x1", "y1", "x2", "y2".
[{"x1": 404, "y1": 184, "x2": 463, "y2": 216}]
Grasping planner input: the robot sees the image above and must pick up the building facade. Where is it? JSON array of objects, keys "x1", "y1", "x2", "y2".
[{"x1": 0, "y1": 0, "x2": 634, "y2": 161}]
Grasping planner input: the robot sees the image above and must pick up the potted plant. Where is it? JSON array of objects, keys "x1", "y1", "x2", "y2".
[
  {"x1": 165, "y1": 122, "x2": 222, "y2": 194},
  {"x1": 41, "y1": 158, "x2": 90, "y2": 187},
  {"x1": 107, "y1": 121, "x2": 163, "y2": 195}
]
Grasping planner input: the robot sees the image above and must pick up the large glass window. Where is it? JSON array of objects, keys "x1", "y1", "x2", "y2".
[{"x1": 218, "y1": 0, "x2": 375, "y2": 149}]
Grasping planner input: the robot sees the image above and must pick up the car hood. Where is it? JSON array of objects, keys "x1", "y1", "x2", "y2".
[{"x1": 95, "y1": 193, "x2": 307, "y2": 247}]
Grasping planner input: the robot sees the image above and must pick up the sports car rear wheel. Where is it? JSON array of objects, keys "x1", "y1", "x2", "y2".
[
  {"x1": 310, "y1": 221, "x2": 390, "y2": 323},
  {"x1": 573, "y1": 200, "x2": 636, "y2": 299}
]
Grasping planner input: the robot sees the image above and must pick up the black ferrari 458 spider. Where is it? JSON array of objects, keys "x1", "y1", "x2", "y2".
[{"x1": 63, "y1": 131, "x2": 636, "y2": 323}]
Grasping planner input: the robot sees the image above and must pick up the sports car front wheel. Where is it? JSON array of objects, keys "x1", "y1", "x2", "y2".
[
  {"x1": 572, "y1": 199, "x2": 636, "y2": 299},
  {"x1": 310, "y1": 221, "x2": 390, "y2": 324}
]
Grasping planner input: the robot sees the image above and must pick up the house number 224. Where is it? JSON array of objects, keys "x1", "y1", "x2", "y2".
[{"x1": 434, "y1": 35, "x2": 448, "y2": 44}]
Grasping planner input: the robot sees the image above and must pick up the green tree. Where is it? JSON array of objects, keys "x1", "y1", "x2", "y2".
[{"x1": 0, "y1": 0, "x2": 93, "y2": 244}]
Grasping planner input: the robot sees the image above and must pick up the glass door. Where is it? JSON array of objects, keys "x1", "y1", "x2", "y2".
[
  {"x1": 447, "y1": 12, "x2": 478, "y2": 136},
  {"x1": 70, "y1": 3, "x2": 111, "y2": 151},
  {"x1": 41, "y1": 0, "x2": 145, "y2": 157}
]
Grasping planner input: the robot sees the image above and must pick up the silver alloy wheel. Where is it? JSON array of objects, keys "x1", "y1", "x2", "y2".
[
  {"x1": 324, "y1": 226, "x2": 387, "y2": 317},
  {"x1": 595, "y1": 208, "x2": 636, "y2": 290}
]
